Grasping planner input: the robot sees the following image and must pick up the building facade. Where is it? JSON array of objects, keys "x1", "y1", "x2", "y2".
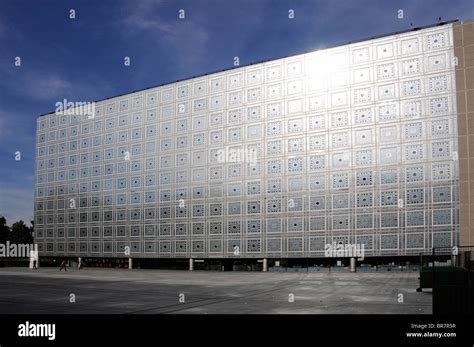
[{"x1": 34, "y1": 20, "x2": 474, "y2": 264}]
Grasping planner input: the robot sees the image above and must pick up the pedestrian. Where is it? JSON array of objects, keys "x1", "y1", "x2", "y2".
[
  {"x1": 78, "y1": 259, "x2": 83, "y2": 270},
  {"x1": 59, "y1": 259, "x2": 67, "y2": 271},
  {"x1": 32, "y1": 260, "x2": 38, "y2": 270}
]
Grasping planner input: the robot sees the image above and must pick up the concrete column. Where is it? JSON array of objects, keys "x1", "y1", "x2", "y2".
[
  {"x1": 451, "y1": 254, "x2": 457, "y2": 267},
  {"x1": 350, "y1": 257, "x2": 356, "y2": 273},
  {"x1": 29, "y1": 249, "x2": 39, "y2": 269},
  {"x1": 128, "y1": 257, "x2": 132, "y2": 270},
  {"x1": 262, "y1": 258, "x2": 268, "y2": 272},
  {"x1": 189, "y1": 258, "x2": 194, "y2": 271}
]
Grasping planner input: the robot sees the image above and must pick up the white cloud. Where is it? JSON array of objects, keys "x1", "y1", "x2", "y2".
[
  {"x1": 0, "y1": 63, "x2": 73, "y2": 102},
  {"x1": 119, "y1": 0, "x2": 210, "y2": 70},
  {"x1": 122, "y1": 0, "x2": 171, "y2": 34},
  {"x1": 25, "y1": 74, "x2": 74, "y2": 101},
  {"x1": 0, "y1": 62, "x2": 114, "y2": 115}
]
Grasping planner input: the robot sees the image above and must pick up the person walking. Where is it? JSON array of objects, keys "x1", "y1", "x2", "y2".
[
  {"x1": 59, "y1": 259, "x2": 67, "y2": 271},
  {"x1": 32, "y1": 260, "x2": 38, "y2": 270}
]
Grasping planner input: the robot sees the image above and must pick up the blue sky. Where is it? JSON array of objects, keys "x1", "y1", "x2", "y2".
[{"x1": 0, "y1": 0, "x2": 473, "y2": 226}]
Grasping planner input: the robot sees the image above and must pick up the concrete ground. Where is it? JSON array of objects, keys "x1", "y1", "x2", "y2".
[{"x1": 0, "y1": 267, "x2": 431, "y2": 314}]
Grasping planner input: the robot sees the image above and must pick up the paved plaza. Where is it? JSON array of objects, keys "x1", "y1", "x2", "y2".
[{"x1": 0, "y1": 268, "x2": 431, "y2": 314}]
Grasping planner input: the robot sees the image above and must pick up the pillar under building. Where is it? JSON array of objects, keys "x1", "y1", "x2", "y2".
[
  {"x1": 350, "y1": 257, "x2": 356, "y2": 273},
  {"x1": 29, "y1": 249, "x2": 39, "y2": 269}
]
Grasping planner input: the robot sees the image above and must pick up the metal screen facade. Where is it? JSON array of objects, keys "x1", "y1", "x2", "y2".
[{"x1": 34, "y1": 23, "x2": 460, "y2": 259}]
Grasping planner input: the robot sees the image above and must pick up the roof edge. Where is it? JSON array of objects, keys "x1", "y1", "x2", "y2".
[{"x1": 38, "y1": 19, "x2": 459, "y2": 118}]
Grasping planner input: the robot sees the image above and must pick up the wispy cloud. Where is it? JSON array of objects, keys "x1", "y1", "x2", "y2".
[
  {"x1": 119, "y1": 0, "x2": 210, "y2": 70},
  {"x1": 122, "y1": 0, "x2": 173, "y2": 34},
  {"x1": 25, "y1": 74, "x2": 74, "y2": 101},
  {"x1": 0, "y1": 63, "x2": 114, "y2": 111},
  {"x1": 0, "y1": 64, "x2": 73, "y2": 102}
]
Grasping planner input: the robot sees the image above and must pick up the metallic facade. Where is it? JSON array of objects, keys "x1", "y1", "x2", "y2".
[{"x1": 35, "y1": 23, "x2": 460, "y2": 259}]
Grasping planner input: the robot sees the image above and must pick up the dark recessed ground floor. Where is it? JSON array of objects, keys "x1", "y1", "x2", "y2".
[{"x1": 29, "y1": 254, "x2": 452, "y2": 271}]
